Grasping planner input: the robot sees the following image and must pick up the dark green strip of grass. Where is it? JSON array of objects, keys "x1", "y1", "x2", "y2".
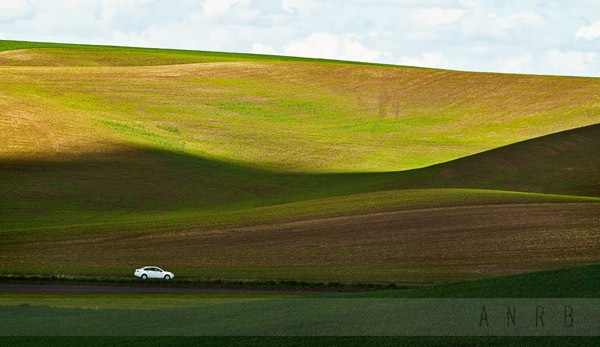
[
  {"x1": 354, "y1": 264, "x2": 600, "y2": 298},
  {"x1": 3, "y1": 336, "x2": 600, "y2": 347}
]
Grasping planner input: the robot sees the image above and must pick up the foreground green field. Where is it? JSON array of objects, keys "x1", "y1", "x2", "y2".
[
  {"x1": 5, "y1": 336, "x2": 598, "y2": 347},
  {"x1": 1, "y1": 40, "x2": 599, "y2": 282},
  {"x1": 1, "y1": 266, "x2": 599, "y2": 346}
]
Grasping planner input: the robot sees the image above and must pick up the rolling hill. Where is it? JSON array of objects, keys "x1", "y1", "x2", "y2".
[{"x1": 0, "y1": 40, "x2": 598, "y2": 282}]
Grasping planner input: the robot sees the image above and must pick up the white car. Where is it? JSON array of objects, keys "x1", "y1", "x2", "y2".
[{"x1": 134, "y1": 266, "x2": 174, "y2": 280}]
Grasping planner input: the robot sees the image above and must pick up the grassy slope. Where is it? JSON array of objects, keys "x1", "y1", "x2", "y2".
[
  {"x1": 393, "y1": 123, "x2": 600, "y2": 197},
  {"x1": 1, "y1": 40, "x2": 599, "y2": 281},
  {"x1": 2, "y1": 40, "x2": 599, "y2": 172}
]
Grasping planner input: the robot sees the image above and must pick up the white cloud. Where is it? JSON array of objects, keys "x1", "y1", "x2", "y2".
[
  {"x1": 100, "y1": 0, "x2": 155, "y2": 21},
  {"x1": 281, "y1": 0, "x2": 301, "y2": 14},
  {"x1": 575, "y1": 21, "x2": 600, "y2": 40},
  {"x1": 538, "y1": 50, "x2": 598, "y2": 76},
  {"x1": 455, "y1": 11, "x2": 507, "y2": 41},
  {"x1": 202, "y1": 0, "x2": 249, "y2": 17},
  {"x1": 252, "y1": 42, "x2": 276, "y2": 55},
  {"x1": 493, "y1": 53, "x2": 534, "y2": 73},
  {"x1": 496, "y1": 11, "x2": 544, "y2": 29},
  {"x1": 0, "y1": 0, "x2": 34, "y2": 22},
  {"x1": 284, "y1": 32, "x2": 381, "y2": 62},
  {"x1": 410, "y1": 7, "x2": 466, "y2": 26},
  {"x1": 397, "y1": 52, "x2": 449, "y2": 69}
]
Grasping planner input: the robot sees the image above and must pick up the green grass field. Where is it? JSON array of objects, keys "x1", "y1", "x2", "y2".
[
  {"x1": 1, "y1": 39, "x2": 599, "y2": 283},
  {"x1": 1, "y1": 265, "x2": 599, "y2": 345}
]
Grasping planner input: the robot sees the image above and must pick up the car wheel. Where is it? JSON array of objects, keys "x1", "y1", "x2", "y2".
[
  {"x1": 141, "y1": 274, "x2": 147, "y2": 279},
  {"x1": 164, "y1": 275, "x2": 171, "y2": 280}
]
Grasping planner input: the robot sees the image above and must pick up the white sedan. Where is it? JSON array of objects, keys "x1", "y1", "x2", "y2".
[{"x1": 134, "y1": 266, "x2": 174, "y2": 280}]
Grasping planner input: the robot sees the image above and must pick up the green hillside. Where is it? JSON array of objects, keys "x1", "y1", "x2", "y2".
[
  {"x1": 393, "y1": 123, "x2": 600, "y2": 197},
  {"x1": 0, "y1": 40, "x2": 598, "y2": 282},
  {"x1": 2, "y1": 40, "x2": 599, "y2": 173}
]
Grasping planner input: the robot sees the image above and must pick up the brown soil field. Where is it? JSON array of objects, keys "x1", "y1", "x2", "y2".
[{"x1": 3, "y1": 202, "x2": 598, "y2": 282}]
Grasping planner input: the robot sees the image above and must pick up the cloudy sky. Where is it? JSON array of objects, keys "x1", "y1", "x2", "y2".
[{"x1": 1, "y1": 0, "x2": 600, "y2": 76}]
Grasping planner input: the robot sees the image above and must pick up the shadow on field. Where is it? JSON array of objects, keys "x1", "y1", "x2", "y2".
[
  {"x1": 396, "y1": 123, "x2": 600, "y2": 197},
  {"x1": 0, "y1": 145, "x2": 394, "y2": 229},
  {"x1": 1, "y1": 123, "x2": 598, "y2": 230}
]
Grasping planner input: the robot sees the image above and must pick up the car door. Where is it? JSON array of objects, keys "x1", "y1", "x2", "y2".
[{"x1": 149, "y1": 267, "x2": 161, "y2": 279}]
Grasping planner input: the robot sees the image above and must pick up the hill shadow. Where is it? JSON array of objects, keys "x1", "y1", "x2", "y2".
[
  {"x1": 1, "y1": 124, "x2": 598, "y2": 229},
  {"x1": 0, "y1": 145, "x2": 392, "y2": 229},
  {"x1": 392, "y1": 123, "x2": 600, "y2": 197}
]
